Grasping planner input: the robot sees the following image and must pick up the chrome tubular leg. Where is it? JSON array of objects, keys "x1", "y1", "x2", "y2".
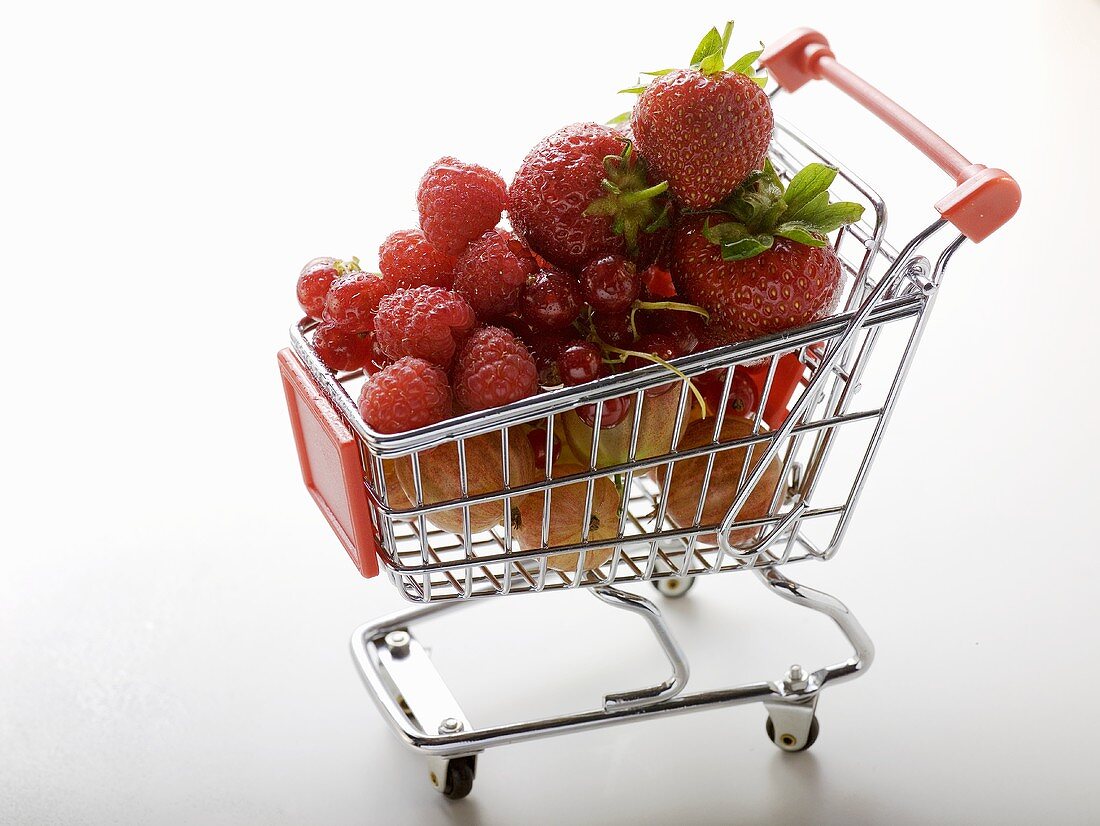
[
  {"x1": 755, "y1": 566, "x2": 874, "y2": 688},
  {"x1": 592, "y1": 585, "x2": 690, "y2": 711},
  {"x1": 754, "y1": 567, "x2": 872, "y2": 753}
]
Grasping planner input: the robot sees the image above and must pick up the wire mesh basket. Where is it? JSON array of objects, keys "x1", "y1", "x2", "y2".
[{"x1": 283, "y1": 115, "x2": 968, "y2": 604}]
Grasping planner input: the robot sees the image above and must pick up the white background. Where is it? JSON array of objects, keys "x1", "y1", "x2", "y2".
[{"x1": 3, "y1": 1, "x2": 1098, "y2": 823}]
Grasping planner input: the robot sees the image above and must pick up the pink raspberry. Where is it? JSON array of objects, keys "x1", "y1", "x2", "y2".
[
  {"x1": 312, "y1": 322, "x2": 374, "y2": 372},
  {"x1": 378, "y1": 229, "x2": 456, "y2": 290},
  {"x1": 452, "y1": 326, "x2": 539, "y2": 412},
  {"x1": 374, "y1": 286, "x2": 477, "y2": 367},
  {"x1": 296, "y1": 256, "x2": 358, "y2": 319},
  {"x1": 358, "y1": 357, "x2": 453, "y2": 434},
  {"x1": 417, "y1": 157, "x2": 507, "y2": 255},
  {"x1": 452, "y1": 229, "x2": 537, "y2": 319},
  {"x1": 322, "y1": 271, "x2": 396, "y2": 332}
]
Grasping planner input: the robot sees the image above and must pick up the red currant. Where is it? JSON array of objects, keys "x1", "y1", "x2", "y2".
[
  {"x1": 657, "y1": 311, "x2": 705, "y2": 354},
  {"x1": 576, "y1": 365, "x2": 631, "y2": 429},
  {"x1": 520, "y1": 269, "x2": 582, "y2": 330},
  {"x1": 592, "y1": 312, "x2": 636, "y2": 347},
  {"x1": 624, "y1": 333, "x2": 681, "y2": 397},
  {"x1": 558, "y1": 341, "x2": 603, "y2": 386},
  {"x1": 581, "y1": 254, "x2": 639, "y2": 314},
  {"x1": 526, "y1": 427, "x2": 562, "y2": 469},
  {"x1": 500, "y1": 315, "x2": 571, "y2": 386}
]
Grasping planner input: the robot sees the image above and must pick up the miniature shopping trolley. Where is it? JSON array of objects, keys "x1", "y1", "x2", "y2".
[{"x1": 278, "y1": 29, "x2": 1019, "y2": 799}]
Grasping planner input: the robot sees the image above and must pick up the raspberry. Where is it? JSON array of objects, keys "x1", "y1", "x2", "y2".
[
  {"x1": 374, "y1": 286, "x2": 477, "y2": 367},
  {"x1": 296, "y1": 256, "x2": 358, "y2": 319},
  {"x1": 417, "y1": 157, "x2": 507, "y2": 255},
  {"x1": 322, "y1": 271, "x2": 396, "y2": 332},
  {"x1": 358, "y1": 357, "x2": 453, "y2": 434},
  {"x1": 312, "y1": 322, "x2": 374, "y2": 372},
  {"x1": 453, "y1": 229, "x2": 537, "y2": 319},
  {"x1": 378, "y1": 229, "x2": 456, "y2": 290},
  {"x1": 451, "y1": 326, "x2": 539, "y2": 412}
]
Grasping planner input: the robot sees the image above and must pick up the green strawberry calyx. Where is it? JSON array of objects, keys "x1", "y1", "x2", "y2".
[
  {"x1": 583, "y1": 138, "x2": 670, "y2": 255},
  {"x1": 615, "y1": 20, "x2": 767, "y2": 105},
  {"x1": 702, "y1": 160, "x2": 865, "y2": 261}
]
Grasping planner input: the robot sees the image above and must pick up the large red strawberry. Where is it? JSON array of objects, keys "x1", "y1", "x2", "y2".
[
  {"x1": 508, "y1": 123, "x2": 669, "y2": 272},
  {"x1": 631, "y1": 22, "x2": 773, "y2": 210},
  {"x1": 671, "y1": 160, "x2": 865, "y2": 341}
]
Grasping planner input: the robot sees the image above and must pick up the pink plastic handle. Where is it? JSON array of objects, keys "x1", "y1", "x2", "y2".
[{"x1": 760, "y1": 28, "x2": 1020, "y2": 242}]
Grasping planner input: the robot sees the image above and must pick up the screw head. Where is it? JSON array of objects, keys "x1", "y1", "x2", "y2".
[
  {"x1": 784, "y1": 664, "x2": 808, "y2": 691},
  {"x1": 438, "y1": 717, "x2": 463, "y2": 735}
]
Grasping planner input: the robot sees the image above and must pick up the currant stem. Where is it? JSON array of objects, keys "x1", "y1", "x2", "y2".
[{"x1": 600, "y1": 341, "x2": 708, "y2": 419}]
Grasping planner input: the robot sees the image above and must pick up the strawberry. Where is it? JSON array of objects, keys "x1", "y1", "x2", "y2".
[
  {"x1": 671, "y1": 160, "x2": 865, "y2": 341},
  {"x1": 508, "y1": 123, "x2": 670, "y2": 272},
  {"x1": 629, "y1": 22, "x2": 772, "y2": 210}
]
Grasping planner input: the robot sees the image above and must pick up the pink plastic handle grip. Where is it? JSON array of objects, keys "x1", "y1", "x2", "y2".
[{"x1": 760, "y1": 28, "x2": 1020, "y2": 242}]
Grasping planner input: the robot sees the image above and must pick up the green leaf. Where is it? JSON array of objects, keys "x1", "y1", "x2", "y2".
[
  {"x1": 719, "y1": 234, "x2": 774, "y2": 261},
  {"x1": 775, "y1": 221, "x2": 828, "y2": 247},
  {"x1": 618, "y1": 85, "x2": 647, "y2": 95},
  {"x1": 807, "y1": 201, "x2": 865, "y2": 233},
  {"x1": 786, "y1": 190, "x2": 830, "y2": 223},
  {"x1": 702, "y1": 220, "x2": 750, "y2": 246},
  {"x1": 641, "y1": 68, "x2": 675, "y2": 76},
  {"x1": 690, "y1": 26, "x2": 724, "y2": 67},
  {"x1": 762, "y1": 157, "x2": 783, "y2": 190},
  {"x1": 698, "y1": 52, "x2": 725, "y2": 74},
  {"x1": 727, "y1": 47, "x2": 763, "y2": 76},
  {"x1": 751, "y1": 74, "x2": 768, "y2": 88},
  {"x1": 606, "y1": 111, "x2": 631, "y2": 125},
  {"x1": 719, "y1": 21, "x2": 734, "y2": 54},
  {"x1": 782, "y1": 163, "x2": 837, "y2": 216}
]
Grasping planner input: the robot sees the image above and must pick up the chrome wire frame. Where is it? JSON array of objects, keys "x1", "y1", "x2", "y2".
[
  {"x1": 350, "y1": 567, "x2": 873, "y2": 759},
  {"x1": 290, "y1": 121, "x2": 966, "y2": 605}
]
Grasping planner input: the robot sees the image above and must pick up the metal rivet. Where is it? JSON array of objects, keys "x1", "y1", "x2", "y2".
[
  {"x1": 439, "y1": 717, "x2": 463, "y2": 735},
  {"x1": 384, "y1": 630, "x2": 411, "y2": 657}
]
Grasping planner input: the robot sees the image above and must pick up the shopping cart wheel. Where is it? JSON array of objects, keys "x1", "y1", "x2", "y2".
[
  {"x1": 765, "y1": 714, "x2": 820, "y2": 752},
  {"x1": 441, "y1": 756, "x2": 477, "y2": 800},
  {"x1": 652, "y1": 577, "x2": 695, "y2": 599}
]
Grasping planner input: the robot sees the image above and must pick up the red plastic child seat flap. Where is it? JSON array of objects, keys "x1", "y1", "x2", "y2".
[{"x1": 278, "y1": 348, "x2": 380, "y2": 577}]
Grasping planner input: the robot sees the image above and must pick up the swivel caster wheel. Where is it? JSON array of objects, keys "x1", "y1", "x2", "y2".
[
  {"x1": 652, "y1": 576, "x2": 695, "y2": 599},
  {"x1": 434, "y1": 755, "x2": 477, "y2": 800},
  {"x1": 765, "y1": 714, "x2": 820, "y2": 752}
]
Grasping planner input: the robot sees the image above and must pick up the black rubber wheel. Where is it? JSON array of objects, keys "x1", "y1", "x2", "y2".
[
  {"x1": 766, "y1": 715, "x2": 820, "y2": 752},
  {"x1": 443, "y1": 756, "x2": 476, "y2": 800},
  {"x1": 652, "y1": 577, "x2": 696, "y2": 599}
]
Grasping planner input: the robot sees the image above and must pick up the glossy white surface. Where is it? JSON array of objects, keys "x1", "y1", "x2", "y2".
[{"x1": 3, "y1": 1, "x2": 1098, "y2": 822}]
